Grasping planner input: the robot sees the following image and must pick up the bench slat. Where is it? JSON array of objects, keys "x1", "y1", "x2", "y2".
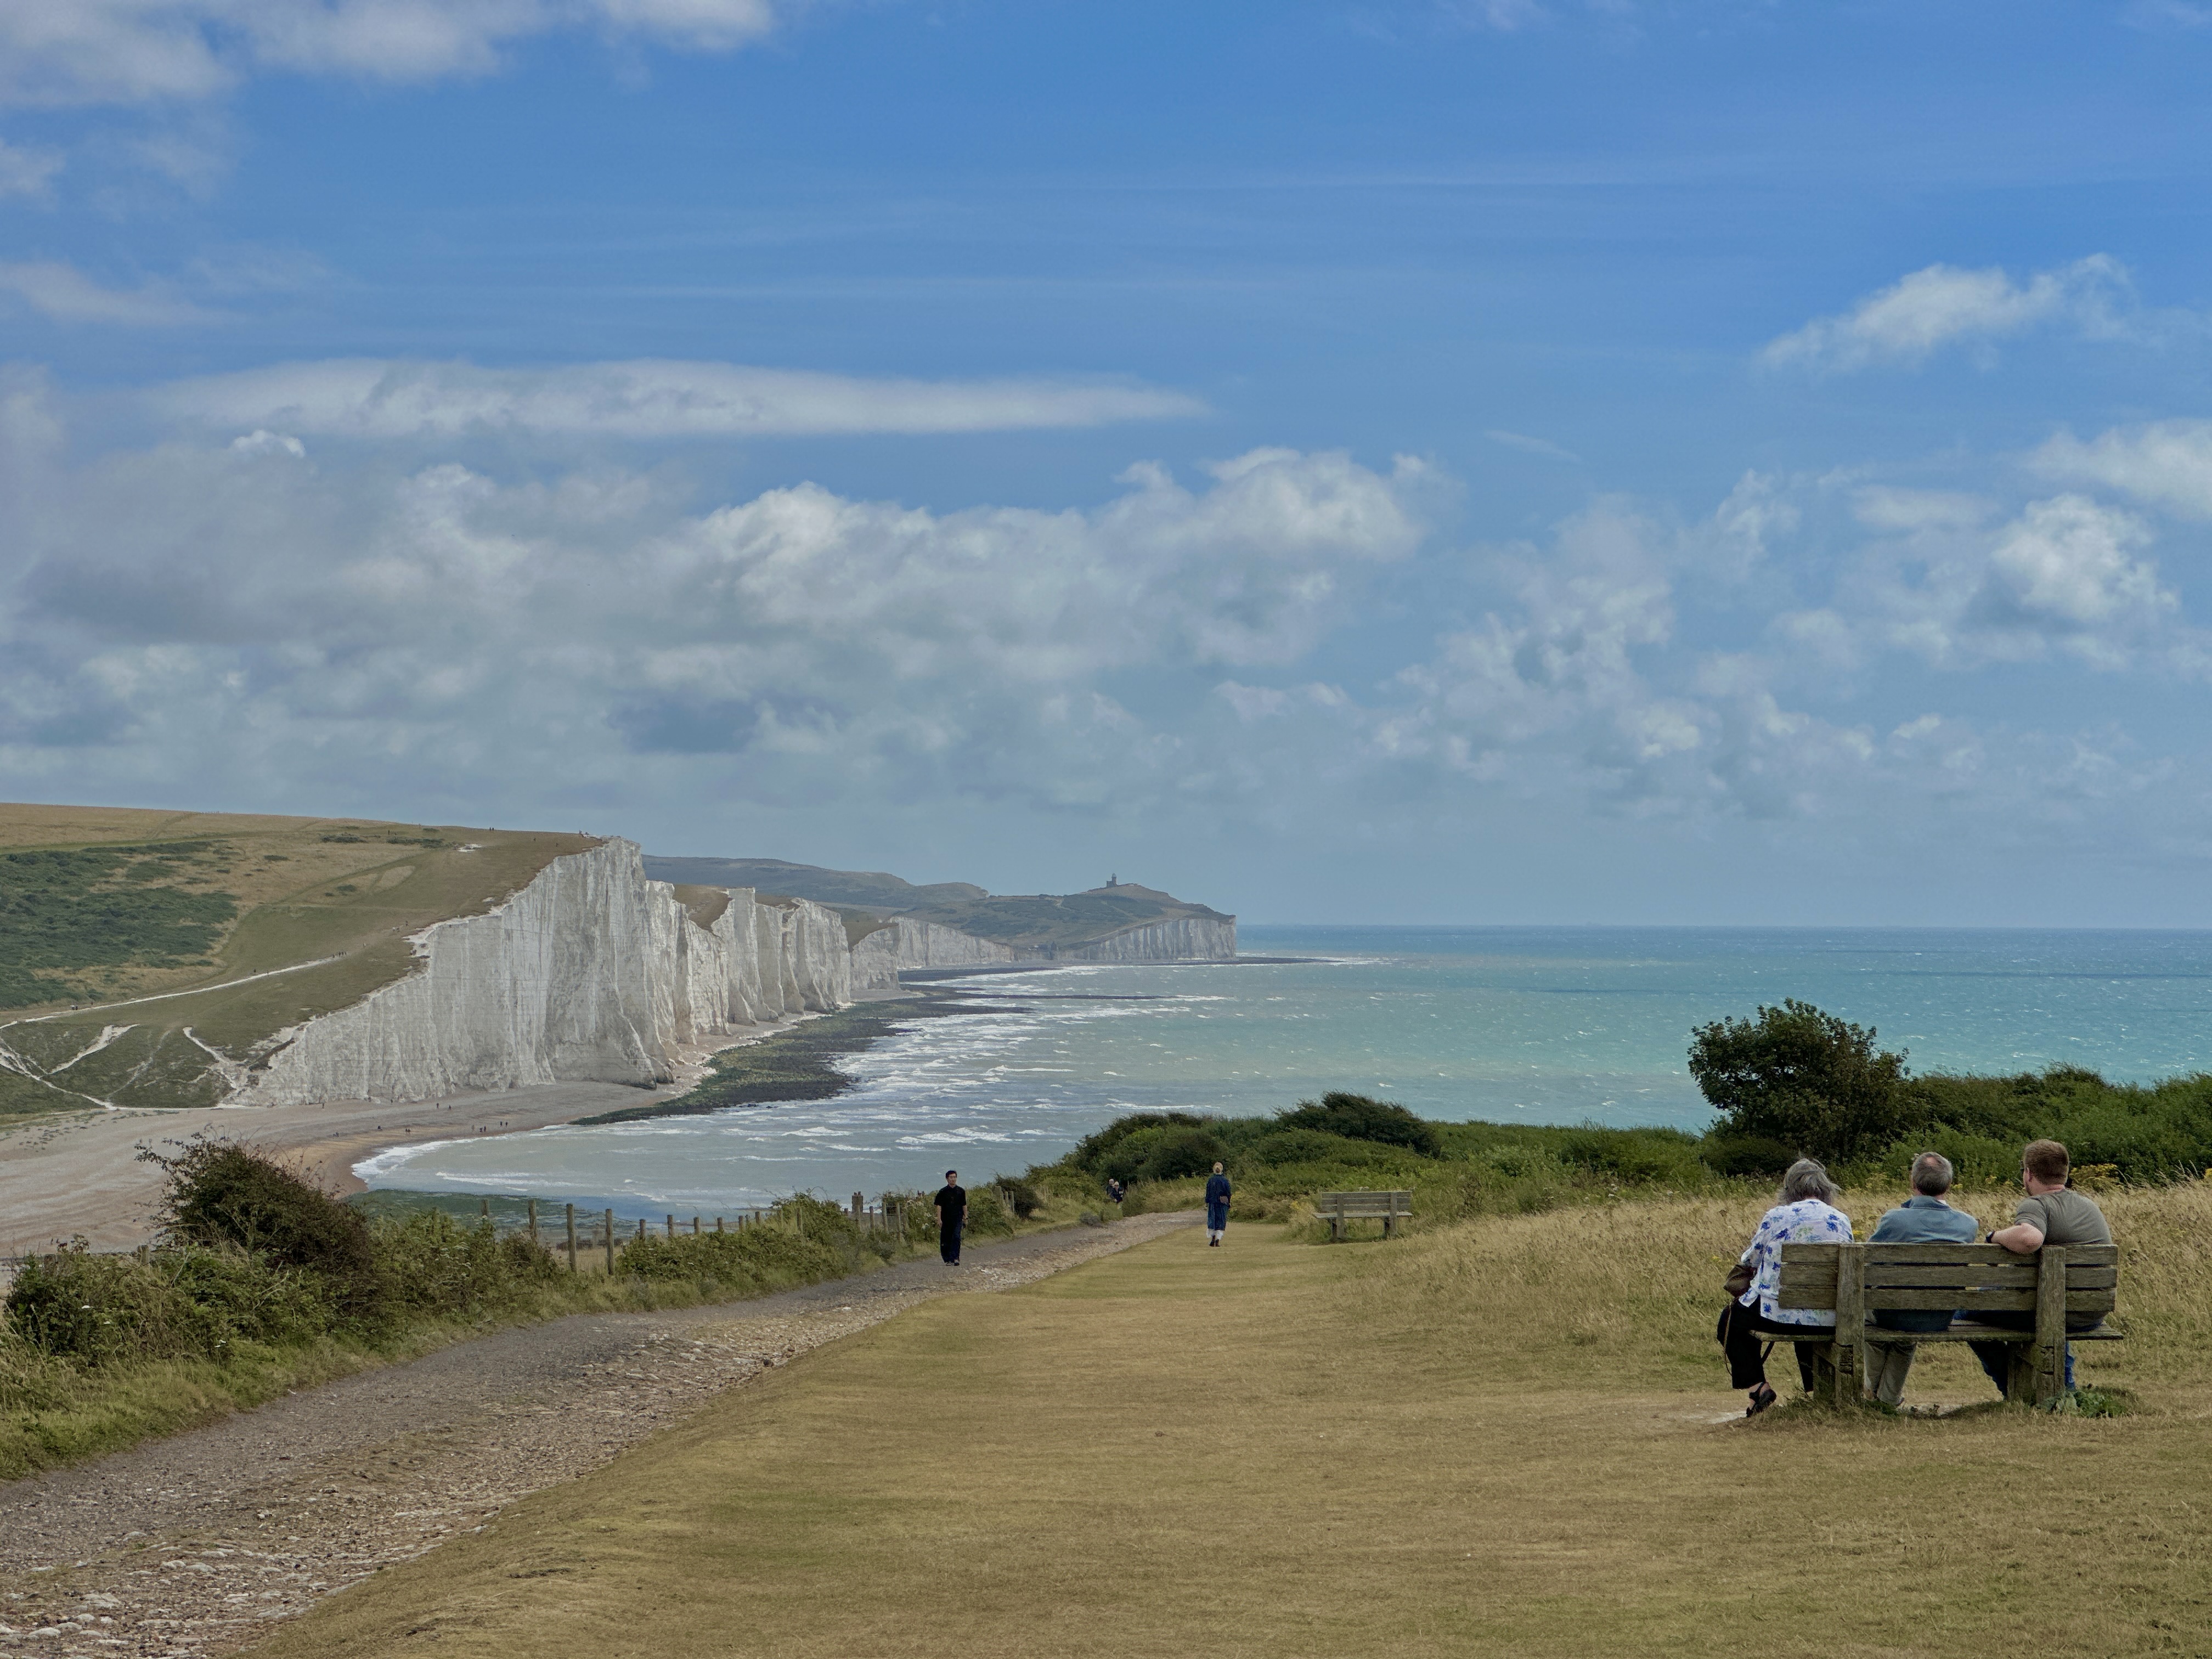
[
  {"x1": 1858, "y1": 1289, "x2": 2117, "y2": 1314},
  {"x1": 1860, "y1": 1263, "x2": 2038, "y2": 1288}
]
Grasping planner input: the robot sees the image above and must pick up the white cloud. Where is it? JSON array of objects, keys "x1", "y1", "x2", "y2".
[
  {"x1": 1762, "y1": 256, "x2": 2128, "y2": 372},
  {"x1": 2034, "y1": 420, "x2": 2212, "y2": 520},
  {"x1": 0, "y1": 138, "x2": 63, "y2": 197},
  {"x1": 0, "y1": 379, "x2": 1424, "y2": 820},
  {"x1": 0, "y1": 260, "x2": 214, "y2": 325},
  {"x1": 0, "y1": 0, "x2": 781, "y2": 109},
  {"x1": 151, "y1": 358, "x2": 1205, "y2": 439}
]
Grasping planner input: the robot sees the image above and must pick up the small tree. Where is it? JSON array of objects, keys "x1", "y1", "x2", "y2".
[{"x1": 1688, "y1": 1000, "x2": 1917, "y2": 1166}]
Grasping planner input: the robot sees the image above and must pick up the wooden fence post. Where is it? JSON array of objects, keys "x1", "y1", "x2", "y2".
[
  {"x1": 665, "y1": 1214, "x2": 675, "y2": 1239},
  {"x1": 691, "y1": 1216, "x2": 700, "y2": 1235},
  {"x1": 565, "y1": 1203, "x2": 577, "y2": 1272},
  {"x1": 528, "y1": 1198, "x2": 538, "y2": 1248},
  {"x1": 479, "y1": 1197, "x2": 489, "y2": 1221},
  {"x1": 851, "y1": 1190, "x2": 864, "y2": 1222},
  {"x1": 604, "y1": 1208, "x2": 616, "y2": 1273},
  {"x1": 715, "y1": 1215, "x2": 725, "y2": 1233}
]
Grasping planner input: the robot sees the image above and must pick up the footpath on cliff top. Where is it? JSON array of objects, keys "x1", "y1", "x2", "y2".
[
  {"x1": 0, "y1": 1211, "x2": 1198, "y2": 1658},
  {"x1": 148, "y1": 1188, "x2": 2212, "y2": 1659}
]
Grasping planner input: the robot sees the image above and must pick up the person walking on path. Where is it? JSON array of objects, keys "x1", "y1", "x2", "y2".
[
  {"x1": 1204, "y1": 1161, "x2": 1232, "y2": 1246},
  {"x1": 934, "y1": 1170, "x2": 967, "y2": 1265}
]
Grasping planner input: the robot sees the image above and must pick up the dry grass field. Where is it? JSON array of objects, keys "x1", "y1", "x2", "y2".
[
  {"x1": 0, "y1": 802, "x2": 592, "y2": 1116},
  {"x1": 241, "y1": 1184, "x2": 2212, "y2": 1659}
]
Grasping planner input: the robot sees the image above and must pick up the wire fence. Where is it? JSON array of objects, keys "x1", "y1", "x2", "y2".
[{"x1": 0, "y1": 1191, "x2": 923, "y2": 1282}]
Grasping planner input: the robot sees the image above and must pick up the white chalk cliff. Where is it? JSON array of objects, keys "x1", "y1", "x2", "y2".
[
  {"x1": 232, "y1": 839, "x2": 850, "y2": 1106},
  {"x1": 847, "y1": 913, "x2": 1237, "y2": 990}
]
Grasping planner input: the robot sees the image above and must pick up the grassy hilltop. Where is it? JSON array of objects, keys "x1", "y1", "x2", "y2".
[
  {"x1": 642, "y1": 854, "x2": 1230, "y2": 953},
  {"x1": 0, "y1": 803, "x2": 592, "y2": 1119}
]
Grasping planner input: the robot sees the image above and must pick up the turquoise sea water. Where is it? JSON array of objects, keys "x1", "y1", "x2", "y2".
[{"x1": 358, "y1": 927, "x2": 2212, "y2": 1216}]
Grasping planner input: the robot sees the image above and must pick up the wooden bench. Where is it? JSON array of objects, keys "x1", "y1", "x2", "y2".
[
  {"x1": 1771, "y1": 1242, "x2": 2120, "y2": 1409},
  {"x1": 1313, "y1": 1189, "x2": 1413, "y2": 1241}
]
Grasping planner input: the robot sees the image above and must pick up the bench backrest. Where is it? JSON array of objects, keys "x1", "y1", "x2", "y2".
[
  {"x1": 1314, "y1": 1190, "x2": 1413, "y2": 1217},
  {"x1": 1777, "y1": 1242, "x2": 2117, "y2": 1319}
]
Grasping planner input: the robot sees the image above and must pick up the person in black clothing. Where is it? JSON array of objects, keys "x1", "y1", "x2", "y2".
[
  {"x1": 1105, "y1": 1177, "x2": 1125, "y2": 1206},
  {"x1": 934, "y1": 1169, "x2": 967, "y2": 1265}
]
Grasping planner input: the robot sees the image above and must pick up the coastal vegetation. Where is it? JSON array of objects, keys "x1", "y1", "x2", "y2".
[
  {"x1": 239, "y1": 1186, "x2": 2212, "y2": 1659},
  {"x1": 1036, "y1": 1002, "x2": 2212, "y2": 1231},
  {"x1": 0, "y1": 1144, "x2": 1051, "y2": 1480}
]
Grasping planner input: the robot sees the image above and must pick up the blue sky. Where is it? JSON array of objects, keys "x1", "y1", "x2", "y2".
[{"x1": 7, "y1": 1, "x2": 2212, "y2": 925}]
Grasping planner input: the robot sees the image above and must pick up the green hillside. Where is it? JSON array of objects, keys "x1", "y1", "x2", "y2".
[
  {"x1": 899, "y1": 883, "x2": 1231, "y2": 952},
  {"x1": 644, "y1": 855, "x2": 1228, "y2": 953},
  {"x1": 0, "y1": 803, "x2": 592, "y2": 1121}
]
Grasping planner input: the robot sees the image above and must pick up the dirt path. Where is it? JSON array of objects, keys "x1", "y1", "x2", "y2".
[{"x1": 0, "y1": 1210, "x2": 1195, "y2": 1657}]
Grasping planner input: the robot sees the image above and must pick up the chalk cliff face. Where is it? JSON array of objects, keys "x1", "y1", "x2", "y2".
[
  {"x1": 1052, "y1": 916, "x2": 1237, "y2": 962},
  {"x1": 233, "y1": 840, "x2": 849, "y2": 1106},
  {"x1": 845, "y1": 913, "x2": 1235, "y2": 989}
]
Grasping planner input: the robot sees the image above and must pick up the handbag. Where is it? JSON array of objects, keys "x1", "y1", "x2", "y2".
[{"x1": 1724, "y1": 1257, "x2": 1756, "y2": 1300}]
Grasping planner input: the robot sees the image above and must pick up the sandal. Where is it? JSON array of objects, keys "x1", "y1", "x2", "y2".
[{"x1": 1746, "y1": 1383, "x2": 1778, "y2": 1417}]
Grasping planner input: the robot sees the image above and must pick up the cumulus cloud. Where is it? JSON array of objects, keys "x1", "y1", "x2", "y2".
[
  {"x1": 150, "y1": 358, "x2": 1205, "y2": 439},
  {"x1": 0, "y1": 0, "x2": 778, "y2": 108},
  {"x1": 1781, "y1": 493, "x2": 2188, "y2": 676},
  {"x1": 0, "y1": 260, "x2": 214, "y2": 325},
  {"x1": 2034, "y1": 420, "x2": 2212, "y2": 520},
  {"x1": 1763, "y1": 256, "x2": 2128, "y2": 372},
  {"x1": 0, "y1": 378, "x2": 1425, "y2": 818}
]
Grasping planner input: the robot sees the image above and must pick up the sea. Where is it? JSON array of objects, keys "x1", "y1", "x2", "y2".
[{"x1": 357, "y1": 926, "x2": 2212, "y2": 1218}]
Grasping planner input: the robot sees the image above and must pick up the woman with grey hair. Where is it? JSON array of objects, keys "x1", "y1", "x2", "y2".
[{"x1": 1718, "y1": 1158, "x2": 1853, "y2": 1415}]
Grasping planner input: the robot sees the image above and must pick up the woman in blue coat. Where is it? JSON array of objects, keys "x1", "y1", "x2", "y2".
[{"x1": 1204, "y1": 1161, "x2": 1232, "y2": 1246}]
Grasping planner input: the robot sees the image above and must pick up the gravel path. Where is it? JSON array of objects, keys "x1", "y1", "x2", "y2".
[{"x1": 0, "y1": 1211, "x2": 1195, "y2": 1657}]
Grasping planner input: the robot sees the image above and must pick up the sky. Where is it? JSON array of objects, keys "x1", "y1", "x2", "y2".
[{"x1": 6, "y1": 1, "x2": 2212, "y2": 926}]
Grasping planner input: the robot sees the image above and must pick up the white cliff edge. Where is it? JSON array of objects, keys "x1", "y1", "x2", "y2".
[
  {"x1": 847, "y1": 914, "x2": 1237, "y2": 991},
  {"x1": 230, "y1": 839, "x2": 851, "y2": 1107}
]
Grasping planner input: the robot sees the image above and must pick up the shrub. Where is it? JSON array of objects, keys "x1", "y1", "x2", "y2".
[
  {"x1": 1102, "y1": 1124, "x2": 1228, "y2": 1185},
  {"x1": 1247, "y1": 1128, "x2": 1356, "y2": 1167},
  {"x1": 5, "y1": 1243, "x2": 199, "y2": 1365},
  {"x1": 1698, "y1": 1133, "x2": 1797, "y2": 1178},
  {"x1": 1277, "y1": 1093, "x2": 1442, "y2": 1157},
  {"x1": 1558, "y1": 1127, "x2": 1703, "y2": 1184},
  {"x1": 1688, "y1": 1000, "x2": 1920, "y2": 1165},
  {"x1": 164, "y1": 1246, "x2": 336, "y2": 1351},
  {"x1": 991, "y1": 1176, "x2": 1042, "y2": 1218},
  {"x1": 148, "y1": 1139, "x2": 377, "y2": 1305},
  {"x1": 1070, "y1": 1112, "x2": 1211, "y2": 1173},
  {"x1": 370, "y1": 1211, "x2": 556, "y2": 1319}
]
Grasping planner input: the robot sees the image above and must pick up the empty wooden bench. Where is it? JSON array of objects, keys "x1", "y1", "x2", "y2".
[
  {"x1": 1313, "y1": 1189, "x2": 1413, "y2": 1241},
  {"x1": 1772, "y1": 1241, "x2": 2121, "y2": 1408}
]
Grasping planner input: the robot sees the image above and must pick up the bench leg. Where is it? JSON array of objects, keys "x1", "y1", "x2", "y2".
[{"x1": 2003, "y1": 1344, "x2": 2035, "y2": 1405}]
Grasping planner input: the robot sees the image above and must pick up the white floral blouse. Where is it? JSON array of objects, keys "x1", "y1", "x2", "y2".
[{"x1": 1736, "y1": 1198, "x2": 1853, "y2": 1325}]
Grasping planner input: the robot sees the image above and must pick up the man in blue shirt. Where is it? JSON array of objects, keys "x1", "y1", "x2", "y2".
[{"x1": 1864, "y1": 1151, "x2": 1981, "y2": 1407}]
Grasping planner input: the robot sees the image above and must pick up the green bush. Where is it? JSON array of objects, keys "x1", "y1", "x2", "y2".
[
  {"x1": 370, "y1": 1211, "x2": 558, "y2": 1319},
  {"x1": 1102, "y1": 1123, "x2": 1228, "y2": 1184},
  {"x1": 4, "y1": 1244, "x2": 200, "y2": 1365},
  {"x1": 991, "y1": 1176, "x2": 1042, "y2": 1218},
  {"x1": 1558, "y1": 1127, "x2": 1704, "y2": 1183},
  {"x1": 1277, "y1": 1093, "x2": 1442, "y2": 1157},
  {"x1": 1689, "y1": 1000, "x2": 1920, "y2": 1165},
  {"x1": 1247, "y1": 1128, "x2": 1357, "y2": 1167},
  {"x1": 149, "y1": 1138, "x2": 378, "y2": 1305},
  {"x1": 1697, "y1": 1133, "x2": 1797, "y2": 1178}
]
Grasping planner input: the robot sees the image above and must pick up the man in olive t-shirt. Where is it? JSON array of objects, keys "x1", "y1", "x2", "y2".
[
  {"x1": 1968, "y1": 1138, "x2": 2112, "y2": 1393},
  {"x1": 934, "y1": 1170, "x2": 966, "y2": 1265}
]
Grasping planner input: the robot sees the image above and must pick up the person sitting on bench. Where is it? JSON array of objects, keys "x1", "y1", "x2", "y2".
[
  {"x1": 1968, "y1": 1138, "x2": 2111, "y2": 1396},
  {"x1": 1722, "y1": 1158, "x2": 1854, "y2": 1415},
  {"x1": 1863, "y1": 1151, "x2": 1980, "y2": 1408}
]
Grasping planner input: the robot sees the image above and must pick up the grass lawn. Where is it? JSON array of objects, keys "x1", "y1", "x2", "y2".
[{"x1": 242, "y1": 1189, "x2": 2212, "y2": 1659}]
